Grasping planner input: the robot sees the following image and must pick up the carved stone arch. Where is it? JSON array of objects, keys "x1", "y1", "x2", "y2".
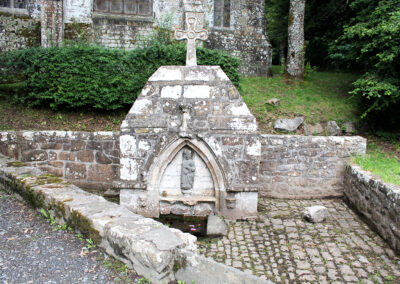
[{"x1": 146, "y1": 137, "x2": 227, "y2": 216}]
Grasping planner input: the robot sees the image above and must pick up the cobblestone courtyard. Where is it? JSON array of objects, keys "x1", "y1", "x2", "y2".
[{"x1": 199, "y1": 198, "x2": 400, "y2": 283}]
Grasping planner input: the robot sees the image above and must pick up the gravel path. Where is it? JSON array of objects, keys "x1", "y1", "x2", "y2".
[{"x1": 0, "y1": 189, "x2": 140, "y2": 284}]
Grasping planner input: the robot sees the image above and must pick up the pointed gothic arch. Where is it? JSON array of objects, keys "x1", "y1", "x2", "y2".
[{"x1": 146, "y1": 138, "x2": 227, "y2": 216}]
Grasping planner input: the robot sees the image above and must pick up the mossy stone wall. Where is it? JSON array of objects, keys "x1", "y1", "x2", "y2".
[{"x1": 0, "y1": 12, "x2": 40, "y2": 52}]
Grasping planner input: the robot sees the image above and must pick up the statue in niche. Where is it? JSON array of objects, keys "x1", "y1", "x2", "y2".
[{"x1": 181, "y1": 148, "x2": 195, "y2": 195}]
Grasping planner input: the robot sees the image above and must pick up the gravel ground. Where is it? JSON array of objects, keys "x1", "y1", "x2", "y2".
[
  {"x1": 0, "y1": 189, "x2": 141, "y2": 284},
  {"x1": 199, "y1": 198, "x2": 400, "y2": 283}
]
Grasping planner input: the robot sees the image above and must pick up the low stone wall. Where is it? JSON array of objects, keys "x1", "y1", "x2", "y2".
[
  {"x1": 0, "y1": 154, "x2": 271, "y2": 284},
  {"x1": 260, "y1": 135, "x2": 366, "y2": 199},
  {"x1": 0, "y1": 131, "x2": 120, "y2": 190},
  {"x1": 0, "y1": 131, "x2": 367, "y2": 198},
  {"x1": 344, "y1": 165, "x2": 400, "y2": 253}
]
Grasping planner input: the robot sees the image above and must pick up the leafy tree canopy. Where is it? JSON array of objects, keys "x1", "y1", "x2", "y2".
[{"x1": 330, "y1": 0, "x2": 400, "y2": 127}]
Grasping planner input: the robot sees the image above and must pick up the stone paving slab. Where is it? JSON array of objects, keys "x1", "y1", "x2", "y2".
[{"x1": 199, "y1": 198, "x2": 400, "y2": 283}]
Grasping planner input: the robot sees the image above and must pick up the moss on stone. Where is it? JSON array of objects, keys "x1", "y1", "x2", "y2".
[
  {"x1": 64, "y1": 22, "x2": 93, "y2": 42},
  {"x1": 7, "y1": 161, "x2": 27, "y2": 167},
  {"x1": 173, "y1": 256, "x2": 187, "y2": 273},
  {"x1": 36, "y1": 174, "x2": 64, "y2": 185},
  {"x1": 69, "y1": 211, "x2": 102, "y2": 244},
  {"x1": 0, "y1": 12, "x2": 31, "y2": 20},
  {"x1": 16, "y1": 21, "x2": 41, "y2": 47}
]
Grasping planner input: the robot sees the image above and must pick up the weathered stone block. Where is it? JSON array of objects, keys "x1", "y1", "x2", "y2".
[
  {"x1": 41, "y1": 143, "x2": 63, "y2": 150},
  {"x1": 161, "y1": 86, "x2": 182, "y2": 99},
  {"x1": 65, "y1": 163, "x2": 87, "y2": 180},
  {"x1": 183, "y1": 85, "x2": 211, "y2": 98},
  {"x1": 88, "y1": 164, "x2": 117, "y2": 183},
  {"x1": 95, "y1": 152, "x2": 112, "y2": 164},
  {"x1": 21, "y1": 150, "x2": 48, "y2": 162},
  {"x1": 77, "y1": 150, "x2": 94, "y2": 163},
  {"x1": 71, "y1": 140, "x2": 86, "y2": 151},
  {"x1": 39, "y1": 166, "x2": 63, "y2": 177},
  {"x1": 58, "y1": 151, "x2": 75, "y2": 161}
]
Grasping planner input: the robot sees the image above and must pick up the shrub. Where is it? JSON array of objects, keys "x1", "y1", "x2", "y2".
[
  {"x1": 330, "y1": 0, "x2": 400, "y2": 128},
  {"x1": 0, "y1": 42, "x2": 240, "y2": 111}
]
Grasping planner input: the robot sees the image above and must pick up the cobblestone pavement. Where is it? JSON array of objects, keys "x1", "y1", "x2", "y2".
[
  {"x1": 199, "y1": 198, "x2": 400, "y2": 283},
  {"x1": 0, "y1": 189, "x2": 140, "y2": 284}
]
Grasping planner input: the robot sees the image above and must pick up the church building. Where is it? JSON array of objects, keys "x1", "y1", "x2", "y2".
[{"x1": 0, "y1": 0, "x2": 271, "y2": 75}]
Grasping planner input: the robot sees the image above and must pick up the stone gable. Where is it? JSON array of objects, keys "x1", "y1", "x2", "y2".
[{"x1": 118, "y1": 65, "x2": 261, "y2": 219}]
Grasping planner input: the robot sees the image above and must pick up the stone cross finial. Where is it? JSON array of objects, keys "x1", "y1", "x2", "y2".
[{"x1": 175, "y1": 15, "x2": 208, "y2": 66}]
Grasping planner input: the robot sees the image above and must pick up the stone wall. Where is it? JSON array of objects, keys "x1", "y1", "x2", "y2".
[
  {"x1": 0, "y1": 11, "x2": 41, "y2": 52},
  {"x1": 0, "y1": 131, "x2": 120, "y2": 190},
  {"x1": 0, "y1": 0, "x2": 271, "y2": 75},
  {"x1": 260, "y1": 135, "x2": 367, "y2": 199},
  {"x1": 344, "y1": 165, "x2": 400, "y2": 253},
  {"x1": 92, "y1": 15, "x2": 154, "y2": 48},
  {"x1": 0, "y1": 131, "x2": 367, "y2": 198},
  {"x1": 206, "y1": 0, "x2": 272, "y2": 75}
]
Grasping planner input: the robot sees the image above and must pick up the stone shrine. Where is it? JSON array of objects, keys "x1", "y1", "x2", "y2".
[{"x1": 117, "y1": 2, "x2": 261, "y2": 220}]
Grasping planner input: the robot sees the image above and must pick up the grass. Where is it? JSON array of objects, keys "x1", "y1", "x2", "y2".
[
  {"x1": 353, "y1": 141, "x2": 400, "y2": 185},
  {"x1": 241, "y1": 65, "x2": 360, "y2": 132},
  {"x1": 0, "y1": 98, "x2": 126, "y2": 132}
]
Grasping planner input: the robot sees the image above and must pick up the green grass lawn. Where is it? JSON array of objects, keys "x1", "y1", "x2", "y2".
[
  {"x1": 241, "y1": 66, "x2": 360, "y2": 133},
  {"x1": 353, "y1": 142, "x2": 400, "y2": 185}
]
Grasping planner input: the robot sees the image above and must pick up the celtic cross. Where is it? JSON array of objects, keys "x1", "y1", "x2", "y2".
[{"x1": 175, "y1": 15, "x2": 208, "y2": 66}]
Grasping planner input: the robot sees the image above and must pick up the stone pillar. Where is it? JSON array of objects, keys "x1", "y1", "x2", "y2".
[{"x1": 41, "y1": 0, "x2": 63, "y2": 47}]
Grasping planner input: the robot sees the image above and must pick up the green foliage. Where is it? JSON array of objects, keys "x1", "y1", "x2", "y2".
[
  {"x1": 0, "y1": 43, "x2": 240, "y2": 111},
  {"x1": 265, "y1": 0, "x2": 289, "y2": 65},
  {"x1": 138, "y1": 277, "x2": 151, "y2": 284},
  {"x1": 330, "y1": 0, "x2": 400, "y2": 127},
  {"x1": 305, "y1": 0, "x2": 352, "y2": 68},
  {"x1": 40, "y1": 208, "x2": 56, "y2": 226}
]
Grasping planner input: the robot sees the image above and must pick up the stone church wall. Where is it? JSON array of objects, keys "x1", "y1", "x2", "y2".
[
  {"x1": 0, "y1": 131, "x2": 366, "y2": 199},
  {"x1": 0, "y1": 0, "x2": 271, "y2": 75},
  {"x1": 0, "y1": 0, "x2": 41, "y2": 52}
]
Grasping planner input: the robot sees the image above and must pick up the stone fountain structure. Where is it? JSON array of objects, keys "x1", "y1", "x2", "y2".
[{"x1": 118, "y1": 0, "x2": 261, "y2": 220}]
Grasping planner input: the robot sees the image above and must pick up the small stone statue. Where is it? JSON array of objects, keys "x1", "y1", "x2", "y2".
[{"x1": 181, "y1": 148, "x2": 195, "y2": 194}]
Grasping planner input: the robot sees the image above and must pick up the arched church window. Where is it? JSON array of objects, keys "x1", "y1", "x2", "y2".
[
  {"x1": 0, "y1": 0, "x2": 27, "y2": 9},
  {"x1": 94, "y1": 0, "x2": 152, "y2": 16},
  {"x1": 214, "y1": 0, "x2": 231, "y2": 28}
]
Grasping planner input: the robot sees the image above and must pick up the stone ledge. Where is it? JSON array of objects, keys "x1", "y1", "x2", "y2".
[
  {"x1": 0, "y1": 153, "x2": 272, "y2": 284},
  {"x1": 344, "y1": 164, "x2": 400, "y2": 253}
]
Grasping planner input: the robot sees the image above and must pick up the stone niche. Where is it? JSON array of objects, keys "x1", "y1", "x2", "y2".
[{"x1": 117, "y1": 65, "x2": 261, "y2": 220}]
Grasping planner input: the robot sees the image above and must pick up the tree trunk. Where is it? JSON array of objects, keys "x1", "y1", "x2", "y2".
[{"x1": 285, "y1": 0, "x2": 305, "y2": 80}]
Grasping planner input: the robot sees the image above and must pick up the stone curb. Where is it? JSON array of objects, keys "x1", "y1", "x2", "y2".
[{"x1": 0, "y1": 154, "x2": 272, "y2": 284}]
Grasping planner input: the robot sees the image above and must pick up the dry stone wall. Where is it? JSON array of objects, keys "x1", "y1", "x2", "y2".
[
  {"x1": 0, "y1": 131, "x2": 120, "y2": 190},
  {"x1": 344, "y1": 165, "x2": 400, "y2": 253}
]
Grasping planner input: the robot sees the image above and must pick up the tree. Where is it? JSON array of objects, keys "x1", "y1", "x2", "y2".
[
  {"x1": 330, "y1": 0, "x2": 400, "y2": 127},
  {"x1": 265, "y1": 0, "x2": 289, "y2": 65},
  {"x1": 285, "y1": 0, "x2": 306, "y2": 80},
  {"x1": 304, "y1": 0, "x2": 352, "y2": 69}
]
